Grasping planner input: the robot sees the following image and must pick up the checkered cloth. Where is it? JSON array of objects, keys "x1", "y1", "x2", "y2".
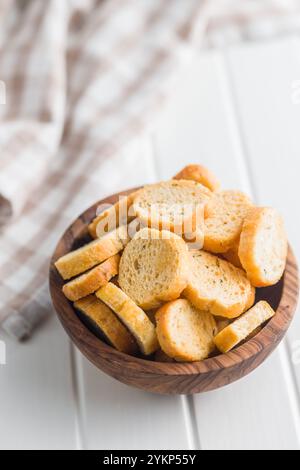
[{"x1": 0, "y1": 0, "x2": 299, "y2": 339}]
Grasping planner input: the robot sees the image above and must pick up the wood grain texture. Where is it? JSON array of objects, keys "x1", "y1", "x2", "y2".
[{"x1": 49, "y1": 190, "x2": 299, "y2": 395}]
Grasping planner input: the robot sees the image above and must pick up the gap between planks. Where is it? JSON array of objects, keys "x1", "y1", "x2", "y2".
[
  {"x1": 70, "y1": 343, "x2": 86, "y2": 450},
  {"x1": 218, "y1": 46, "x2": 300, "y2": 445}
]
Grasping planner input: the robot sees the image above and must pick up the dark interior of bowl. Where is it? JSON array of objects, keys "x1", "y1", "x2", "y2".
[
  {"x1": 68, "y1": 230, "x2": 285, "y2": 362},
  {"x1": 255, "y1": 279, "x2": 284, "y2": 310}
]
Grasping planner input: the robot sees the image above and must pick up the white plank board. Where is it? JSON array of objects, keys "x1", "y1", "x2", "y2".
[
  {"x1": 225, "y1": 36, "x2": 300, "y2": 434},
  {"x1": 153, "y1": 52, "x2": 244, "y2": 190},
  {"x1": 196, "y1": 353, "x2": 299, "y2": 450},
  {"x1": 73, "y1": 140, "x2": 194, "y2": 450},
  {"x1": 0, "y1": 315, "x2": 78, "y2": 450},
  {"x1": 2, "y1": 38, "x2": 300, "y2": 451},
  {"x1": 76, "y1": 352, "x2": 194, "y2": 450},
  {"x1": 153, "y1": 49, "x2": 300, "y2": 450}
]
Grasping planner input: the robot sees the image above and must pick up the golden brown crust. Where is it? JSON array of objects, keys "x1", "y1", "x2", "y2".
[
  {"x1": 239, "y1": 207, "x2": 288, "y2": 287},
  {"x1": 55, "y1": 226, "x2": 129, "y2": 280},
  {"x1": 204, "y1": 191, "x2": 253, "y2": 254},
  {"x1": 62, "y1": 255, "x2": 120, "y2": 301},
  {"x1": 174, "y1": 164, "x2": 221, "y2": 192},
  {"x1": 96, "y1": 282, "x2": 159, "y2": 355},
  {"x1": 223, "y1": 239, "x2": 243, "y2": 268},
  {"x1": 214, "y1": 301, "x2": 275, "y2": 353},
  {"x1": 155, "y1": 299, "x2": 216, "y2": 362},
  {"x1": 74, "y1": 295, "x2": 138, "y2": 355}
]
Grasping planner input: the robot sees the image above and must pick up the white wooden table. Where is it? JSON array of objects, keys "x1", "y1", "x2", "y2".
[{"x1": 1, "y1": 36, "x2": 300, "y2": 451}]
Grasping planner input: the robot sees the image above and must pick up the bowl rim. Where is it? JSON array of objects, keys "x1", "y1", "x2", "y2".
[{"x1": 49, "y1": 188, "x2": 299, "y2": 377}]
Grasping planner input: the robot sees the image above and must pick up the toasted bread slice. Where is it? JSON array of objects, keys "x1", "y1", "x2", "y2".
[
  {"x1": 118, "y1": 228, "x2": 189, "y2": 310},
  {"x1": 96, "y1": 282, "x2": 159, "y2": 355},
  {"x1": 62, "y1": 254, "x2": 120, "y2": 301},
  {"x1": 239, "y1": 207, "x2": 288, "y2": 287},
  {"x1": 223, "y1": 239, "x2": 243, "y2": 268},
  {"x1": 74, "y1": 295, "x2": 138, "y2": 355},
  {"x1": 55, "y1": 225, "x2": 129, "y2": 280},
  {"x1": 214, "y1": 301, "x2": 275, "y2": 353},
  {"x1": 174, "y1": 164, "x2": 220, "y2": 192},
  {"x1": 183, "y1": 250, "x2": 254, "y2": 319},
  {"x1": 204, "y1": 190, "x2": 253, "y2": 253},
  {"x1": 155, "y1": 299, "x2": 217, "y2": 362},
  {"x1": 88, "y1": 191, "x2": 139, "y2": 239},
  {"x1": 132, "y1": 180, "x2": 211, "y2": 241}
]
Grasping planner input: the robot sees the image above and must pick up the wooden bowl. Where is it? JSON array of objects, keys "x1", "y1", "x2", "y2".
[{"x1": 49, "y1": 189, "x2": 299, "y2": 395}]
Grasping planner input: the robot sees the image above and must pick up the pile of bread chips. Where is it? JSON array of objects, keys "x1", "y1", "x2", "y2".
[{"x1": 55, "y1": 165, "x2": 288, "y2": 362}]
